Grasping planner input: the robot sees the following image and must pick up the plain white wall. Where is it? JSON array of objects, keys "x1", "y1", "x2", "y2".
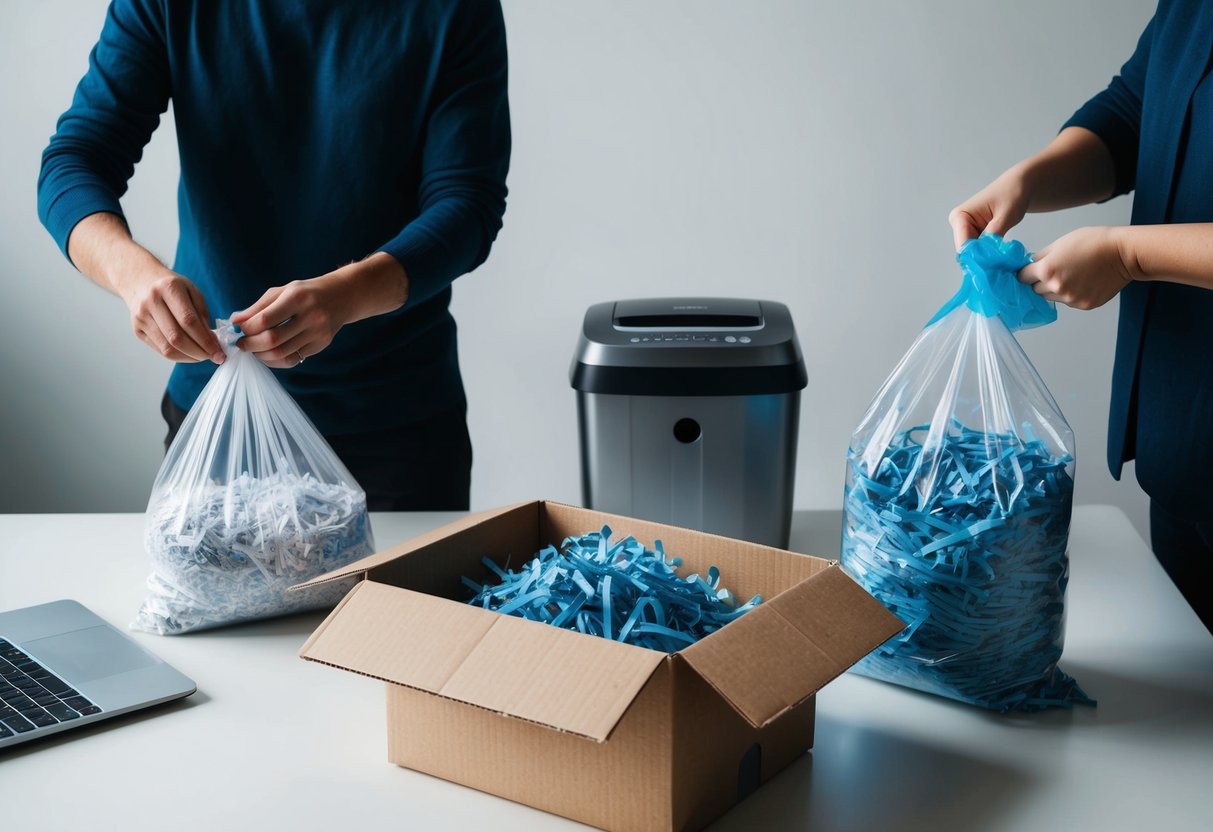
[{"x1": 1, "y1": 0, "x2": 1154, "y2": 537}]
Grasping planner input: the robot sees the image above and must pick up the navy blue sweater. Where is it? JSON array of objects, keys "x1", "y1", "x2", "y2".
[
  {"x1": 1063, "y1": 0, "x2": 1213, "y2": 521},
  {"x1": 38, "y1": 0, "x2": 510, "y2": 435}
]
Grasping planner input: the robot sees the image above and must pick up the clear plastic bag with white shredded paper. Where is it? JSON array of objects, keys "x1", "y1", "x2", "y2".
[{"x1": 134, "y1": 321, "x2": 375, "y2": 634}]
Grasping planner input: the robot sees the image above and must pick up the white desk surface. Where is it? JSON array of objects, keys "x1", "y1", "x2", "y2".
[{"x1": 1, "y1": 506, "x2": 1210, "y2": 831}]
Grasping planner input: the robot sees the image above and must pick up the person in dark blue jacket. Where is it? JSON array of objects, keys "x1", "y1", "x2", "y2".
[
  {"x1": 950, "y1": 0, "x2": 1213, "y2": 634},
  {"x1": 37, "y1": 0, "x2": 511, "y2": 510}
]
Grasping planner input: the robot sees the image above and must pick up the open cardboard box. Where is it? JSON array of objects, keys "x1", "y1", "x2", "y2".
[{"x1": 297, "y1": 500, "x2": 902, "y2": 832}]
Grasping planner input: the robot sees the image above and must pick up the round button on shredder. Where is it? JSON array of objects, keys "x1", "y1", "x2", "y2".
[
  {"x1": 739, "y1": 336, "x2": 752, "y2": 344},
  {"x1": 725, "y1": 336, "x2": 737, "y2": 343},
  {"x1": 630, "y1": 337, "x2": 641, "y2": 343}
]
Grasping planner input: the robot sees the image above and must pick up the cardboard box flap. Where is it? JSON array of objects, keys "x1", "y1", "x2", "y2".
[
  {"x1": 299, "y1": 580, "x2": 500, "y2": 691},
  {"x1": 292, "y1": 501, "x2": 537, "y2": 590},
  {"x1": 679, "y1": 565, "x2": 904, "y2": 728},
  {"x1": 300, "y1": 580, "x2": 666, "y2": 742},
  {"x1": 441, "y1": 608, "x2": 667, "y2": 742}
]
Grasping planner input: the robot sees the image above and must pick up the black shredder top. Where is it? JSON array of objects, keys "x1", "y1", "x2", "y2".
[{"x1": 570, "y1": 298, "x2": 808, "y2": 396}]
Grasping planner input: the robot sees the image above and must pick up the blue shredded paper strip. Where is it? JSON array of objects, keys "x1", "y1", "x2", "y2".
[
  {"x1": 841, "y1": 423, "x2": 1095, "y2": 713},
  {"x1": 928, "y1": 232, "x2": 1055, "y2": 331},
  {"x1": 463, "y1": 527, "x2": 761, "y2": 653}
]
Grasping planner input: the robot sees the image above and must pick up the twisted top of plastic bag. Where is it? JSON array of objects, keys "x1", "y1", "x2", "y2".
[
  {"x1": 928, "y1": 233, "x2": 1056, "y2": 331},
  {"x1": 215, "y1": 319, "x2": 242, "y2": 355}
]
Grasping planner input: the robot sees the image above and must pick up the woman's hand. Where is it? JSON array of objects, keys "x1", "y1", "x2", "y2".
[
  {"x1": 948, "y1": 166, "x2": 1034, "y2": 251},
  {"x1": 1017, "y1": 226, "x2": 1133, "y2": 310},
  {"x1": 948, "y1": 127, "x2": 1118, "y2": 252}
]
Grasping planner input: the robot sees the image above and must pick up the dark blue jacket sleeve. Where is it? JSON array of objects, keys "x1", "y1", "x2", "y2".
[
  {"x1": 1062, "y1": 14, "x2": 1154, "y2": 199},
  {"x1": 36, "y1": 0, "x2": 170, "y2": 262},
  {"x1": 377, "y1": 0, "x2": 511, "y2": 309}
]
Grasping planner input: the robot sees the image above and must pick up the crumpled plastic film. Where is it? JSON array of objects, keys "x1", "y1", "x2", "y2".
[
  {"x1": 464, "y1": 526, "x2": 761, "y2": 652},
  {"x1": 929, "y1": 232, "x2": 1055, "y2": 331}
]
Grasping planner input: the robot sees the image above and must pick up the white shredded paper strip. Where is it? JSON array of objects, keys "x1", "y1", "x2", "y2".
[{"x1": 135, "y1": 470, "x2": 373, "y2": 634}]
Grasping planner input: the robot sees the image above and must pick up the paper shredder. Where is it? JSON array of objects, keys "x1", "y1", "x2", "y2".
[{"x1": 570, "y1": 298, "x2": 807, "y2": 548}]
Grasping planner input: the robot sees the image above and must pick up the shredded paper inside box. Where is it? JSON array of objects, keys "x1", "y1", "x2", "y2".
[{"x1": 464, "y1": 526, "x2": 760, "y2": 652}]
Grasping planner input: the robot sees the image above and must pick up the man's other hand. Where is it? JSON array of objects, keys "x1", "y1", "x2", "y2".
[{"x1": 232, "y1": 252, "x2": 408, "y2": 369}]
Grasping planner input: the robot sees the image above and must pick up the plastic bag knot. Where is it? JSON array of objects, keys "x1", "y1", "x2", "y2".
[
  {"x1": 928, "y1": 233, "x2": 1055, "y2": 331},
  {"x1": 215, "y1": 319, "x2": 242, "y2": 355}
]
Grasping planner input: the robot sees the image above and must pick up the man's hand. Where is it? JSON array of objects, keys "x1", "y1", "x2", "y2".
[
  {"x1": 117, "y1": 266, "x2": 224, "y2": 363},
  {"x1": 232, "y1": 252, "x2": 408, "y2": 368},
  {"x1": 66, "y1": 212, "x2": 223, "y2": 363},
  {"x1": 230, "y1": 276, "x2": 347, "y2": 369},
  {"x1": 1017, "y1": 226, "x2": 1133, "y2": 310}
]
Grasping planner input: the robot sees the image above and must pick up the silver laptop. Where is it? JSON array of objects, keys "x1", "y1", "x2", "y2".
[{"x1": 0, "y1": 600, "x2": 196, "y2": 748}]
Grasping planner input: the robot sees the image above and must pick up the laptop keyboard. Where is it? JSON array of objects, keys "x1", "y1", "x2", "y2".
[{"x1": 0, "y1": 638, "x2": 102, "y2": 739}]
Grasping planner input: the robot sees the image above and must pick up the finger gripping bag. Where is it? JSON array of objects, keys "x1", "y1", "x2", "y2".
[
  {"x1": 134, "y1": 321, "x2": 375, "y2": 634},
  {"x1": 840, "y1": 234, "x2": 1094, "y2": 712}
]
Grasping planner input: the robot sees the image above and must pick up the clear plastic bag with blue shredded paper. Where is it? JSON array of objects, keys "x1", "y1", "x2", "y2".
[
  {"x1": 839, "y1": 234, "x2": 1094, "y2": 712},
  {"x1": 133, "y1": 320, "x2": 375, "y2": 634}
]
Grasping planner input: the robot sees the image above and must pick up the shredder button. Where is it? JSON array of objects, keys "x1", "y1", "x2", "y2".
[
  {"x1": 739, "y1": 336, "x2": 752, "y2": 343},
  {"x1": 725, "y1": 336, "x2": 737, "y2": 343},
  {"x1": 630, "y1": 337, "x2": 641, "y2": 343}
]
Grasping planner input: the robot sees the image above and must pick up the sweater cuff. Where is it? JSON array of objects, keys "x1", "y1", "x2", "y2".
[
  {"x1": 378, "y1": 227, "x2": 456, "y2": 310},
  {"x1": 1062, "y1": 104, "x2": 1138, "y2": 200},
  {"x1": 41, "y1": 183, "x2": 124, "y2": 264}
]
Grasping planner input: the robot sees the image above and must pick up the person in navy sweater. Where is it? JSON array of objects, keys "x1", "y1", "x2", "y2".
[
  {"x1": 950, "y1": 0, "x2": 1213, "y2": 633},
  {"x1": 37, "y1": 0, "x2": 511, "y2": 510}
]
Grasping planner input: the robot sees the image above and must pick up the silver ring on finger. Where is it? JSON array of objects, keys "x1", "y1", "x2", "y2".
[{"x1": 295, "y1": 351, "x2": 305, "y2": 365}]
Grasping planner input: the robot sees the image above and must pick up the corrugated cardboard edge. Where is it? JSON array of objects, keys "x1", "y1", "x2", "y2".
[
  {"x1": 299, "y1": 579, "x2": 668, "y2": 742},
  {"x1": 290, "y1": 500, "x2": 539, "y2": 591},
  {"x1": 679, "y1": 565, "x2": 904, "y2": 728},
  {"x1": 298, "y1": 576, "x2": 369, "y2": 658}
]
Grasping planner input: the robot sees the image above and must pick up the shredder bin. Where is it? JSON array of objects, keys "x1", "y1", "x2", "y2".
[{"x1": 570, "y1": 298, "x2": 807, "y2": 548}]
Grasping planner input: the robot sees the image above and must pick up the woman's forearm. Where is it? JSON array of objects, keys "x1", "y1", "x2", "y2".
[
  {"x1": 950, "y1": 127, "x2": 1121, "y2": 249},
  {"x1": 1117, "y1": 223, "x2": 1213, "y2": 291},
  {"x1": 1018, "y1": 127, "x2": 1119, "y2": 214}
]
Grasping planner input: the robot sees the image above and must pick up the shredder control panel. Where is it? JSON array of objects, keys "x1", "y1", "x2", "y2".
[
  {"x1": 623, "y1": 334, "x2": 754, "y2": 344},
  {"x1": 607, "y1": 298, "x2": 767, "y2": 346}
]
